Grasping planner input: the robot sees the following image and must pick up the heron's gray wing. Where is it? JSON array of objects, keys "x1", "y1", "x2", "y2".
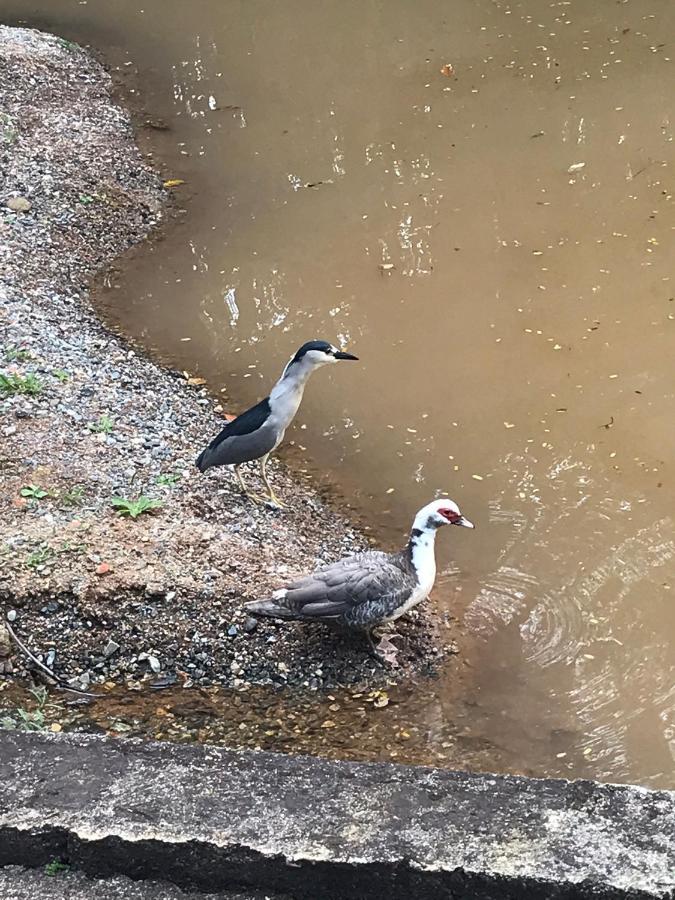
[
  {"x1": 282, "y1": 552, "x2": 414, "y2": 625},
  {"x1": 196, "y1": 398, "x2": 272, "y2": 470}
]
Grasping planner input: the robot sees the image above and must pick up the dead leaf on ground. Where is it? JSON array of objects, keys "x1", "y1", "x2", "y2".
[
  {"x1": 440, "y1": 63, "x2": 455, "y2": 77},
  {"x1": 163, "y1": 179, "x2": 186, "y2": 188}
]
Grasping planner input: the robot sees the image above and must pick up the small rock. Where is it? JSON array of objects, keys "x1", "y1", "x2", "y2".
[
  {"x1": 227, "y1": 624, "x2": 238, "y2": 637},
  {"x1": 6, "y1": 610, "x2": 17, "y2": 623},
  {"x1": 147, "y1": 655, "x2": 161, "y2": 673},
  {"x1": 95, "y1": 562, "x2": 112, "y2": 576},
  {"x1": 103, "y1": 639, "x2": 120, "y2": 658},
  {"x1": 243, "y1": 617, "x2": 258, "y2": 634},
  {"x1": 230, "y1": 661, "x2": 243, "y2": 675},
  {"x1": 7, "y1": 196, "x2": 32, "y2": 213},
  {"x1": 69, "y1": 671, "x2": 90, "y2": 690}
]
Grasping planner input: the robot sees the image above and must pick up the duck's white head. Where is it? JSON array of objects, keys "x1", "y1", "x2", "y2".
[{"x1": 413, "y1": 498, "x2": 474, "y2": 533}]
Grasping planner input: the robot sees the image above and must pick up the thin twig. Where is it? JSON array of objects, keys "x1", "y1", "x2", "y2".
[{"x1": 5, "y1": 621, "x2": 100, "y2": 698}]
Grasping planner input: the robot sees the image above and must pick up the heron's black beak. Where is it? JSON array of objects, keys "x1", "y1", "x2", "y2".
[{"x1": 334, "y1": 351, "x2": 359, "y2": 360}]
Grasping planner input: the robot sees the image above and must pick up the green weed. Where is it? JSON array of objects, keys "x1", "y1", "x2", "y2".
[
  {"x1": 61, "y1": 485, "x2": 86, "y2": 506},
  {"x1": 156, "y1": 473, "x2": 181, "y2": 486},
  {"x1": 55, "y1": 36, "x2": 78, "y2": 51},
  {"x1": 20, "y1": 485, "x2": 49, "y2": 500},
  {"x1": 4, "y1": 347, "x2": 32, "y2": 362},
  {"x1": 88, "y1": 413, "x2": 114, "y2": 434},
  {"x1": 0, "y1": 372, "x2": 42, "y2": 396},
  {"x1": 111, "y1": 496, "x2": 164, "y2": 519},
  {"x1": 45, "y1": 860, "x2": 70, "y2": 876},
  {"x1": 25, "y1": 545, "x2": 56, "y2": 569},
  {"x1": 0, "y1": 688, "x2": 51, "y2": 733},
  {"x1": 0, "y1": 113, "x2": 17, "y2": 145}
]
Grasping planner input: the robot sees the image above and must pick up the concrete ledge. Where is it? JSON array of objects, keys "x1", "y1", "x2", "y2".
[{"x1": 0, "y1": 732, "x2": 672, "y2": 899}]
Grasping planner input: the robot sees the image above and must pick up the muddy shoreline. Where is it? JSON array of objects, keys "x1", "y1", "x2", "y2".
[{"x1": 0, "y1": 25, "x2": 454, "y2": 694}]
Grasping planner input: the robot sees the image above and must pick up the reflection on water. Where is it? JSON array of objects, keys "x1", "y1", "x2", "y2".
[{"x1": 5, "y1": 0, "x2": 674, "y2": 787}]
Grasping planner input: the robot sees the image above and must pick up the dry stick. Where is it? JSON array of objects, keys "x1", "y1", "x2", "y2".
[{"x1": 5, "y1": 621, "x2": 100, "y2": 698}]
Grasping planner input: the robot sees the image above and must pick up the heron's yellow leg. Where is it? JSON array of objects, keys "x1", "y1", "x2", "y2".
[
  {"x1": 260, "y1": 454, "x2": 285, "y2": 507},
  {"x1": 234, "y1": 465, "x2": 262, "y2": 503}
]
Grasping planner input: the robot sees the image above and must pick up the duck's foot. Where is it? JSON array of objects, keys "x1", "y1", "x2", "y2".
[
  {"x1": 366, "y1": 629, "x2": 400, "y2": 666},
  {"x1": 374, "y1": 632, "x2": 401, "y2": 667}
]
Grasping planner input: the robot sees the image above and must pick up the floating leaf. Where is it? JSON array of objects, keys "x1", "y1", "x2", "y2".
[{"x1": 163, "y1": 179, "x2": 186, "y2": 188}]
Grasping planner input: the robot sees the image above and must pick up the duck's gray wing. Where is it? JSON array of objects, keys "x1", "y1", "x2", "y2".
[{"x1": 254, "y1": 551, "x2": 415, "y2": 627}]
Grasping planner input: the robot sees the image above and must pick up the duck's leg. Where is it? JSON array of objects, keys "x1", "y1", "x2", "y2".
[
  {"x1": 374, "y1": 631, "x2": 401, "y2": 666},
  {"x1": 260, "y1": 453, "x2": 285, "y2": 507},
  {"x1": 365, "y1": 628, "x2": 383, "y2": 664},
  {"x1": 234, "y1": 465, "x2": 261, "y2": 503},
  {"x1": 365, "y1": 628, "x2": 400, "y2": 666}
]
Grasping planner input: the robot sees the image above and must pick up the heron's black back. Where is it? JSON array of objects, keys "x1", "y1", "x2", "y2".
[{"x1": 196, "y1": 397, "x2": 272, "y2": 471}]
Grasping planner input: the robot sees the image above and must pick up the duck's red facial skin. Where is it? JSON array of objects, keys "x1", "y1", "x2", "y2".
[{"x1": 439, "y1": 508, "x2": 461, "y2": 524}]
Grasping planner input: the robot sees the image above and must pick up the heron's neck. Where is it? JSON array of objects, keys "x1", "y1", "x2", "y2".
[{"x1": 269, "y1": 360, "x2": 314, "y2": 418}]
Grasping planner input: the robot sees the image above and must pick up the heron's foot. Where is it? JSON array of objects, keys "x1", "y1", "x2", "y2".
[
  {"x1": 263, "y1": 490, "x2": 285, "y2": 508},
  {"x1": 241, "y1": 488, "x2": 263, "y2": 504}
]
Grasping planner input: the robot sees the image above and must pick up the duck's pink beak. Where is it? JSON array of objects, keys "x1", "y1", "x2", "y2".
[{"x1": 455, "y1": 515, "x2": 474, "y2": 529}]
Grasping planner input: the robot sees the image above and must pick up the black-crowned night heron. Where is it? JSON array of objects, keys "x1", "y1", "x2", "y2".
[
  {"x1": 196, "y1": 340, "x2": 358, "y2": 506},
  {"x1": 246, "y1": 498, "x2": 474, "y2": 659}
]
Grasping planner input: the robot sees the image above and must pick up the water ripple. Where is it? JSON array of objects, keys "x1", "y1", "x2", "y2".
[{"x1": 463, "y1": 566, "x2": 538, "y2": 637}]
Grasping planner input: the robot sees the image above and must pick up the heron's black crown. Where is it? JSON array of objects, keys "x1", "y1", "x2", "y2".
[{"x1": 291, "y1": 340, "x2": 334, "y2": 363}]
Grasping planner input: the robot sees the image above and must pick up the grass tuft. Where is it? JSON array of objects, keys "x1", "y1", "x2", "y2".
[
  {"x1": 20, "y1": 485, "x2": 49, "y2": 500},
  {"x1": 0, "y1": 372, "x2": 42, "y2": 396},
  {"x1": 88, "y1": 413, "x2": 114, "y2": 434},
  {"x1": 111, "y1": 495, "x2": 163, "y2": 519}
]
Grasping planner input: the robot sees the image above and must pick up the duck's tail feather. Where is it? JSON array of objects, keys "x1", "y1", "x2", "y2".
[{"x1": 246, "y1": 591, "x2": 294, "y2": 619}]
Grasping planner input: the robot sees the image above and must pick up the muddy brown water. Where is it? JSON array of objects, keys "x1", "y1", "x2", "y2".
[{"x1": 4, "y1": 0, "x2": 674, "y2": 788}]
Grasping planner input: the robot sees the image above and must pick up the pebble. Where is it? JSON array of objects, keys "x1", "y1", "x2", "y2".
[
  {"x1": 147, "y1": 655, "x2": 161, "y2": 673},
  {"x1": 227, "y1": 625, "x2": 238, "y2": 637},
  {"x1": 7, "y1": 196, "x2": 32, "y2": 212},
  {"x1": 243, "y1": 617, "x2": 258, "y2": 633},
  {"x1": 6, "y1": 611, "x2": 17, "y2": 623},
  {"x1": 103, "y1": 639, "x2": 121, "y2": 658}
]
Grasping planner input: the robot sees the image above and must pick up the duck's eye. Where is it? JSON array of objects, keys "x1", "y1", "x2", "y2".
[{"x1": 439, "y1": 508, "x2": 460, "y2": 523}]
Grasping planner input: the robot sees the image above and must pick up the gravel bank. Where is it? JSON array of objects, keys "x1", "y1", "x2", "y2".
[{"x1": 0, "y1": 26, "x2": 449, "y2": 693}]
